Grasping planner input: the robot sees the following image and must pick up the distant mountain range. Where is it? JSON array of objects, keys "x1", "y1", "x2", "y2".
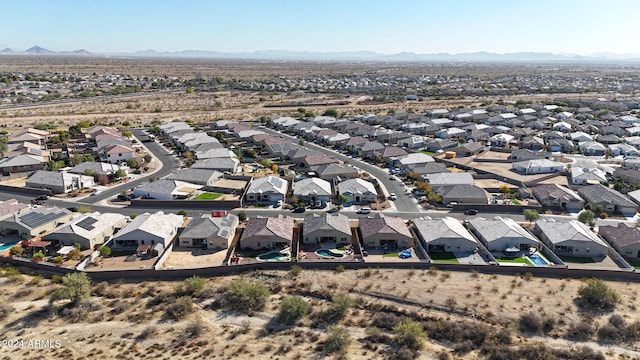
[{"x1": 2, "y1": 45, "x2": 640, "y2": 62}]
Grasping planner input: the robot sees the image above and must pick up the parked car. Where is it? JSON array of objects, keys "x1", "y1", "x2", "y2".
[
  {"x1": 389, "y1": 193, "x2": 397, "y2": 201},
  {"x1": 327, "y1": 208, "x2": 340, "y2": 213},
  {"x1": 389, "y1": 175, "x2": 397, "y2": 181},
  {"x1": 357, "y1": 207, "x2": 372, "y2": 214},
  {"x1": 117, "y1": 194, "x2": 132, "y2": 201},
  {"x1": 36, "y1": 195, "x2": 49, "y2": 201},
  {"x1": 446, "y1": 202, "x2": 458, "y2": 208},
  {"x1": 292, "y1": 207, "x2": 306, "y2": 213},
  {"x1": 464, "y1": 209, "x2": 479, "y2": 215}
]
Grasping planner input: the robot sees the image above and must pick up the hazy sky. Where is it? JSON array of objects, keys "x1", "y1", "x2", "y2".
[{"x1": 4, "y1": 0, "x2": 640, "y2": 55}]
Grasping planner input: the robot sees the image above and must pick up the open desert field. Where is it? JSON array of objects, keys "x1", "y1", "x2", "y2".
[{"x1": 1, "y1": 265, "x2": 640, "y2": 360}]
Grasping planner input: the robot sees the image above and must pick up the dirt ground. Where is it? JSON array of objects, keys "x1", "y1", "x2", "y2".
[{"x1": 2, "y1": 266, "x2": 640, "y2": 360}]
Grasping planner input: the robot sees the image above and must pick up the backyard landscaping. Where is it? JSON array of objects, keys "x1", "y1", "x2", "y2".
[
  {"x1": 428, "y1": 252, "x2": 459, "y2": 263},
  {"x1": 193, "y1": 192, "x2": 223, "y2": 200}
]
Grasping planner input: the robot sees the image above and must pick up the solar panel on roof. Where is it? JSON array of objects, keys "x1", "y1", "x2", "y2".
[
  {"x1": 220, "y1": 230, "x2": 229, "y2": 238},
  {"x1": 19, "y1": 210, "x2": 67, "y2": 229},
  {"x1": 271, "y1": 178, "x2": 283, "y2": 187},
  {"x1": 76, "y1": 217, "x2": 98, "y2": 231}
]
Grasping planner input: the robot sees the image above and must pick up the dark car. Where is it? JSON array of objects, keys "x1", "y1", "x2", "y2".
[
  {"x1": 36, "y1": 195, "x2": 49, "y2": 201},
  {"x1": 292, "y1": 207, "x2": 306, "y2": 213},
  {"x1": 117, "y1": 194, "x2": 132, "y2": 201},
  {"x1": 464, "y1": 209, "x2": 479, "y2": 215},
  {"x1": 327, "y1": 208, "x2": 339, "y2": 213}
]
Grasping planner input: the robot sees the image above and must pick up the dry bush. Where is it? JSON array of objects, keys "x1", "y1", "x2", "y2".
[
  {"x1": 167, "y1": 297, "x2": 193, "y2": 320},
  {"x1": 136, "y1": 326, "x2": 157, "y2": 341},
  {"x1": 566, "y1": 321, "x2": 595, "y2": 341},
  {"x1": 0, "y1": 303, "x2": 15, "y2": 320},
  {"x1": 518, "y1": 312, "x2": 543, "y2": 334}
]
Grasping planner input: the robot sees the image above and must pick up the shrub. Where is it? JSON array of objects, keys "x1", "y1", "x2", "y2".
[
  {"x1": 289, "y1": 265, "x2": 302, "y2": 278},
  {"x1": 393, "y1": 319, "x2": 427, "y2": 351},
  {"x1": 67, "y1": 248, "x2": 82, "y2": 261},
  {"x1": 50, "y1": 272, "x2": 92, "y2": 304},
  {"x1": 624, "y1": 321, "x2": 640, "y2": 341},
  {"x1": 518, "y1": 312, "x2": 543, "y2": 334},
  {"x1": 331, "y1": 293, "x2": 355, "y2": 318},
  {"x1": 567, "y1": 321, "x2": 595, "y2": 341},
  {"x1": 9, "y1": 245, "x2": 22, "y2": 256},
  {"x1": 52, "y1": 256, "x2": 64, "y2": 264},
  {"x1": 0, "y1": 303, "x2": 15, "y2": 319},
  {"x1": 99, "y1": 246, "x2": 111, "y2": 257},
  {"x1": 597, "y1": 324, "x2": 620, "y2": 342},
  {"x1": 335, "y1": 264, "x2": 345, "y2": 273},
  {"x1": 167, "y1": 297, "x2": 193, "y2": 320},
  {"x1": 32, "y1": 251, "x2": 45, "y2": 261},
  {"x1": 175, "y1": 276, "x2": 206, "y2": 296},
  {"x1": 277, "y1": 295, "x2": 310, "y2": 325},
  {"x1": 577, "y1": 278, "x2": 620, "y2": 311},
  {"x1": 237, "y1": 211, "x2": 247, "y2": 222},
  {"x1": 224, "y1": 279, "x2": 270, "y2": 313},
  {"x1": 608, "y1": 314, "x2": 626, "y2": 328},
  {"x1": 324, "y1": 326, "x2": 351, "y2": 353},
  {"x1": 183, "y1": 316, "x2": 207, "y2": 338}
]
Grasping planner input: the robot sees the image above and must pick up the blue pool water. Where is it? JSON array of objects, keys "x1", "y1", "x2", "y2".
[
  {"x1": 0, "y1": 242, "x2": 19, "y2": 251},
  {"x1": 257, "y1": 252, "x2": 287, "y2": 261},
  {"x1": 248, "y1": 164, "x2": 260, "y2": 170},
  {"x1": 316, "y1": 249, "x2": 344, "y2": 258},
  {"x1": 528, "y1": 254, "x2": 548, "y2": 266}
]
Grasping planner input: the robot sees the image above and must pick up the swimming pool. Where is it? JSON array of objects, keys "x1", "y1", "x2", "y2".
[
  {"x1": 315, "y1": 249, "x2": 344, "y2": 258},
  {"x1": 256, "y1": 252, "x2": 288, "y2": 261},
  {"x1": 528, "y1": 254, "x2": 549, "y2": 266},
  {"x1": 0, "y1": 242, "x2": 19, "y2": 252}
]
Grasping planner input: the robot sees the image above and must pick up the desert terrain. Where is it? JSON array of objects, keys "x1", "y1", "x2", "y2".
[{"x1": 1, "y1": 265, "x2": 640, "y2": 360}]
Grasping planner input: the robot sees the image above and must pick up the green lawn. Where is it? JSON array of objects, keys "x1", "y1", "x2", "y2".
[
  {"x1": 428, "y1": 252, "x2": 459, "y2": 263},
  {"x1": 627, "y1": 260, "x2": 640, "y2": 270},
  {"x1": 559, "y1": 256, "x2": 596, "y2": 264},
  {"x1": 193, "y1": 192, "x2": 222, "y2": 200},
  {"x1": 420, "y1": 150, "x2": 435, "y2": 155},
  {"x1": 383, "y1": 253, "x2": 399, "y2": 257},
  {"x1": 511, "y1": 199, "x2": 521, "y2": 205},
  {"x1": 496, "y1": 257, "x2": 530, "y2": 264}
]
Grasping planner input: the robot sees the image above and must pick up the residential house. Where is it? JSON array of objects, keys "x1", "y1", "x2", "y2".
[
  {"x1": 413, "y1": 216, "x2": 477, "y2": 253},
  {"x1": 571, "y1": 167, "x2": 608, "y2": 185},
  {"x1": 311, "y1": 163, "x2": 359, "y2": 181},
  {"x1": 69, "y1": 161, "x2": 128, "y2": 177},
  {"x1": 435, "y1": 127, "x2": 465, "y2": 139},
  {"x1": 534, "y1": 219, "x2": 608, "y2": 259},
  {"x1": 613, "y1": 169, "x2": 640, "y2": 186},
  {"x1": 191, "y1": 157, "x2": 240, "y2": 173},
  {"x1": 424, "y1": 172, "x2": 474, "y2": 186},
  {"x1": 520, "y1": 136, "x2": 545, "y2": 150},
  {"x1": 436, "y1": 184, "x2": 490, "y2": 206},
  {"x1": 578, "y1": 185, "x2": 638, "y2": 215},
  {"x1": 133, "y1": 179, "x2": 201, "y2": 200},
  {"x1": 111, "y1": 211, "x2": 183, "y2": 250},
  {"x1": 451, "y1": 142, "x2": 484, "y2": 157},
  {"x1": 372, "y1": 146, "x2": 409, "y2": 162},
  {"x1": 26, "y1": 170, "x2": 94, "y2": 194},
  {"x1": 42, "y1": 212, "x2": 127, "y2": 250},
  {"x1": 299, "y1": 154, "x2": 339, "y2": 168},
  {"x1": 569, "y1": 131, "x2": 593, "y2": 143},
  {"x1": 599, "y1": 223, "x2": 640, "y2": 260},
  {"x1": 0, "y1": 154, "x2": 46, "y2": 175},
  {"x1": 511, "y1": 159, "x2": 565, "y2": 174},
  {"x1": 359, "y1": 213, "x2": 413, "y2": 249},
  {"x1": 165, "y1": 168, "x2": 223, "y2": 187},
  {"x1": 178, "y1": 213, "x2": 239, "y2": 250},
  {"x1": 579, "y1": 141, "x2": 607, "y2": 156},
  {"x1": 467, "y1": 216, "x2": 539, "y2": 253},
  {"x1": 8, "y1": 128, "x2": 49, "y2": 146},
  {"x1": 397, "y1": 135, "x2": 426, "y2": 149},
  {"x1": 423, "y1": 138, "x2": 458, "y2": 152},
  {"x1": 194, "y1": 148, "x2": 236, "y2": 160},
  {"x1": 609, "y1": 144, "x2": 639, "y2": 157},
  {"x1": 356, "y1": 141, "x2": 385, "y2": 158},
  {"x1": 489, "y1": 133, "x2": 514, "y2": 147},
  {"x1": 0, "y1": 206, "x2": 73, "y2": 239},
  {"x1": 302, "y1": 213, "x2": 351, "y2": 246},
  {"x1": 411, "y1": 162, "x2": 449, "y2": 175},
  {"x1": 532, "y1": 184, "x2": 585, "y2": 212},
  {"x1": 547, "y1": 138, "x2": 575, "y2": 153},
  {"x1": 509, "y1": 149, "x2": 552, "y2": 161},
  {"x1": 390, "y1": 153, "x2": 434, "y2": 170},
  {"x1": 245, "y1": 176, "x2": 288, "y2": 204},
  {"x1": 337, "y1": 178, "x2": 378, "y2": 204},
  {"x1": 292, "y1": 178, "x2": 332, "y2": 204},
  {"x1": 102, "y1": 144, "x2": 135, "y2": 164},
  {"x1": 239, "y1": 215, "x2": 294, "y2": 251}
]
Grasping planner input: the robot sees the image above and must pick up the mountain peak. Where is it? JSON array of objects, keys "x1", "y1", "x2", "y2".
[{"x1": 24, "y1": 45, "x2": 56, "y2": 54}]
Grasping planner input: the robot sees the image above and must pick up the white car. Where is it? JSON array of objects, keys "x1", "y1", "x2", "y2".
[
  {"x1": 389, "y1": 175, "x2": 397, "y2": 180},
  {"x1": 389, "y1": 193, "x2": 397, "y2": 200},
  {"x1": 357, "y1": 207, "x2": 372, "y2": 214}
]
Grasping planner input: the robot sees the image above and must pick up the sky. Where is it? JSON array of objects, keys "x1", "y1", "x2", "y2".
[{"x1": 3, "y1": 0, "x2": 640, "y2": 55}]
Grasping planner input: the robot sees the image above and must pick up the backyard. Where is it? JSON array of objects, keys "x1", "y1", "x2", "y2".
[{"x1": 193, "y1": 192, "x2": 223, "y2": 200}]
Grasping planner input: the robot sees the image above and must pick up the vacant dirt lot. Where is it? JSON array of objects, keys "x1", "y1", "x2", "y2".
[{"x1": 1, "y1": 265, "x2": 640, "y2": 359}]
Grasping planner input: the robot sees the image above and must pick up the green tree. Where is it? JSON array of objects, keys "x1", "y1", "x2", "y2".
[
  {"x1": 114, "y1": 169, "x2": 127, "y2": 179},
  {"x1": 298, "y1": 138, "x2": 305, "y2": 146},
  {"x1": 325, "y1": 326, "x2": 351, "y2": 353},
  {"x1": 524, "y1": 209, "x2": 540, "y2": 224},
  {"x1": 277, "y1": 295, "x2": 310, "y2": 325},
  {"x1": 32, "y1": 251, "x2": 45, "y2": 261},
  {"x1": 331, "y1": 293, "x2": 355, "y2": 318},
  {"x1": 126, "y1": 159, "x2": 139, "y2": 168},
  {"x1": 143, "y1": 154, "x2": 152, "y2": 163},
  {"x1": 49, "y1": 272, "x2": 91, "y2": 304},
  {"x1": 122, "y1": 131, "x2": 132, "y2": 138},
  {"x1": 99, "y1": 246, "x2": 111, "y2": 257},
  {"x1": 261, "y1": 159, "x2": 272, "y2": 168},
  {"x1": 224, "y1": 279, "x2": 270, "y2": 313},
  {"x1": 578, "y1": 210, "x2": 595, "y2": 226},
  {"x1": 322, "y1": 109, "x2": 339, "y2": 117},
  {"x1": 175, "y1": 276, "x2": 206, "y2": 296},
  {"x1": 338, "y1": 194, "x2": 349, "y2": 204},
  {"x1": 237, "y1": 211, "x2": 247, "y2": 222},
  {"x1": 393, "y1": 319, "x2": 427, "y2": 351},
  {"x1": 186, "y1": 86, "x2": 195, "y2": 94},
  {"x1": 577, "y1": 278, "x2": 620, "y2": 311}
]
